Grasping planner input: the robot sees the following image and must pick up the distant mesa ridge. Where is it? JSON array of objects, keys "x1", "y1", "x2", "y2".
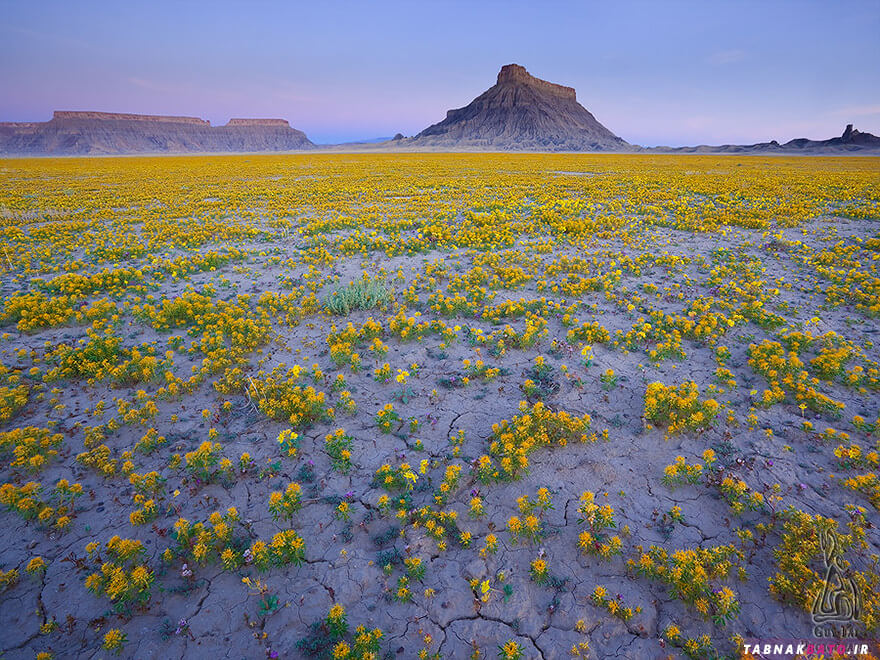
[
  {"x1": 36, "y1": 112, "x2": 292, "y2": 128},
  {"x1": 648, "y1": 122, "x2": 880, "y2": 154},
  {"x1": 225, "y1": 118, "x2": 291, "y2": 128},
  {"x1": 0, "y1": 110, "x2": 312, "y2": 154},
  {"x1": 51, "y1": 110, "x2": 210, "y2": 125},
  {"x1": 1, "y1": 65, "x2": 879, "y2": 154}
]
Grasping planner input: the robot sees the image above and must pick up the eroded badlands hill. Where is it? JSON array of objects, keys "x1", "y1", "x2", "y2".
[{"x1": 0, "y1": 111, "x2": 313, "y2": 155}]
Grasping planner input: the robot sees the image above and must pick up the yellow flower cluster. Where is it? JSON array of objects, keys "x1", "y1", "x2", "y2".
[
  {"x1": 129, "y1": 494, "x2": 157, "y2": 526},
  {"x1": 411, "y1": 505, "x2": 458, "y2": 543},
  {"x1": 45, "y1": 321, "x2": 172, "y2": 386},
  {"x1": 35, "y1": 267, "x2": 145, "y2": 296},
  {"x1": 0, "y1": 426, "x2": 63, "y2": 473},
  {"x1": 529, "y1": 556, "x2": 549, "y2": 584},
  {"x1": 373, "y1": 462, "x2": 418, "y2": 493},
  {"x1": 769, "y1": 509, "x2": 879, "y2": 630},
  {"x1": 516, "y1": 487, "x2": 553, "y2": 515},
  {"x1": 375, "y1": 402, "x2": 400, "y2": 433},
  {"x1": 811, "y1": 237, "x2": 880, "y2": 318},
  {"x1": 26, "y1": 556, "x2": 47, "y2": 575},
  {"x1": 662, "y1": 625, "x2": 719, "y2": 660},
  {"x1": 134, "y1": 427, "x2": 166, "y2": 454},
  {"x1": 591, "y1": 584, "x2": 641, "y2": 621},
  {"x1": 373, "y1": 362, "x2": 392, "y2": 383},
  {"x1": 476, "y1": 315, "x2": 548, "y2": 358},
  {"x1": 462, "y1": 358, "x2": 501, "y2": 381},
  {"x1": 840, "y1": 473, "x2": 880, "y2": 510},
  {"x1": 0, "y1": 379, "x2": 29, "y2": 424},
  {"x1": 433, "y1": 463, "x2": 462, "y2": 505},
  {"x1": 0, "y1": 291, "x2": 76, "y2": 331},
  {"x1": 576, "y1": 491, "x2": 621, "y2": 559},
  {"x1": 507, "y1": 513, "x2": 542, "y2": 544},
  {"x1": 169, "y1": 509, "x2": 241, "y2": 568},
  {"x1": 566, "y1": 320, "x2": 610, "y2": 345},
  {"x1": 268, "y1": 482, "x2": 303, "y2": 520},
  {"x1": 184, "y1": 440, "x2": 233, "y2": 484},
  {"x1": 252, "y1": 529, "x2": 307, "y2": 569},
  {"x1": 320, "y1": 602, "x2": 383, "y2": 659},
  {"x1": 485, "y1": 401, "x2": 593, "y2": 480},
  {"x1": 403, "y1": 555, "x2": 426, "y2": 581},
  {"x1": 644, "y1": 381, "x2": 720, "y2": 436},
  {"x1": 0, "y1": 567, "x2": 19, "y2": 591},
  {"x1": 629, "y1": 543, "x2": 743, "y2": 625},
  {"x1": 718, "y1": 476, "x2": 765, "y2": 514},
  {"x1": 102, "y1": 628, "x2": 127, "y2": 653},
  {"x1": 76, "y1": 440, "x2": 117, "y2": 476},
  {"x1": 497, "y1": 639, "x2": 525, "y2": 660},
  {"x1": 0, "y1": 479, "x2": 79, "y2": 529},
  {"x1": 325, "y1": 428, "x2": 353, "y2": 473},
  {"x1": 84, "y1": 536, "x2": 154, "y2": 612},
  {"x1": 747, "y1": 340, "x2": 845, "y2": 416},
  {"x1": 247, "y1": 365, "x2": 333, "y2": 428}
]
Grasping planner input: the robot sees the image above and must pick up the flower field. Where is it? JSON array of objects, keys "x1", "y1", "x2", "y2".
[{"x1": 0, "y1": 153, "x2": 878, "y2": 658}]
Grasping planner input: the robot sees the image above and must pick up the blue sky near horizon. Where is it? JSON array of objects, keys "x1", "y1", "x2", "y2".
[{"x1": 1, "y1": 0, "x2": 878, "y2": 146}]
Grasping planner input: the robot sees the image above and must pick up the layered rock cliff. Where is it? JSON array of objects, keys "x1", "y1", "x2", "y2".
[
  {"x1": 0, "y1": 111, "x2": 313, "y2": 155},
  {"x1": 408, "y1": 64, "x2": 629, "y2": 152}
]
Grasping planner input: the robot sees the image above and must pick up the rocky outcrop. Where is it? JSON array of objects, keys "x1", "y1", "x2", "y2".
[
  {"x1": 51, "y1": 111, "x2": 209, "y2": 124},
  {"x1": 0, "y1": 111, "x2": 313, "y2": 155},
  {"x1": 495, "y1": 63, "x2": 576, "y2": 101},
  {"x1": 407, "y1": 64, "x2": 629, "y2": 152},
  {"x1": 647, "y1": 124, "x2": 880, "y2": 154},
  {"x1": 225, "y1": 118, "x2": 291, "y2": 127}
]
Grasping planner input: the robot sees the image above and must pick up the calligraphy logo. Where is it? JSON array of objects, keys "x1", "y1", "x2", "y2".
[{"x1": 811, "y1": 527, "x2": 862, "y2": 625}]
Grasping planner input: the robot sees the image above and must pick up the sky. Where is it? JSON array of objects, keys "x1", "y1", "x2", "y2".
[{"x1": 1, "y1": 0, "x2": 878, "y2": 146}]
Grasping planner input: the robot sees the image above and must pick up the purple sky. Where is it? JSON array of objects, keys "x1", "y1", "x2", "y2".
[{"x1": 1, "y1": 0, "x2": 878, "y2": 145}]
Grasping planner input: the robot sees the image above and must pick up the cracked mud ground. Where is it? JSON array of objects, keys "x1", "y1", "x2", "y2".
[{"x1": 0, "y1": 154, "x2": 878, "y2": 659}]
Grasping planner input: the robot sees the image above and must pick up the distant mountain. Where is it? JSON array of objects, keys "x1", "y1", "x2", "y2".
[
  {"x1": 405, "y1": 64, "x2": 629, "y2": 152},
  {"x1": 646, "y1": 124, "x2": 880, "y2": 154},
  {"x1": 2, "y1": 84, "x2": 878, "y2": 156},
  {"x1": 332, "y1": 136, "x2": 395, "y2": 146},
  {"x1": 0, "y1": 111, "x2": 313, "y2": 155}
]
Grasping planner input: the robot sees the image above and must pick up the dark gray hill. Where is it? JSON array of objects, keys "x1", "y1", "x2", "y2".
[{"x1": 406, "y1": 64, "x2": 629, "y2": 152}]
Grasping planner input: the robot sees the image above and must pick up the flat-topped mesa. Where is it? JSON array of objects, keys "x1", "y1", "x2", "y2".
[
  {"x1": 52, "y1": 111, "x2": 210, "y2": 125},
  {"x1": 0, "y1": 110, "x2": 313, "y2": 154},
  {"x1": 496, "y1": 64, "x2": 576, "y2": 101},
  {"x1": 225, "y1": 118, "x2": 291, "y2": 128}
]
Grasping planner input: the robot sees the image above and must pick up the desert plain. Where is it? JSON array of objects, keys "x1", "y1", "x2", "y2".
[{"x1": 0, "y1": 153, "x2": 878, "y2": 659}]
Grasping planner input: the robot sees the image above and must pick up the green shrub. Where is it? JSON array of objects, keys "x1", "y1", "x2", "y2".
[{"x1": 324, "y1": 277, "x2": 393, "y2": 315}]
